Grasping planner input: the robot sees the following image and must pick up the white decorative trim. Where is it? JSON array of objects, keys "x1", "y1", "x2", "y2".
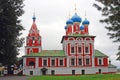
[
  {"x1": 84, "y1": 56, "x2": 91, "y2": 65},
  {"x1": 77, "y1": 56, "x2": 83, "y2": 66},
  {"x1": 50, "y1": 58, "x2": 56, "y2": 67},
  {"x1": 84, "y1": 43, "x2": 90, "y2": 54},
  {"x1": 69, "y1": 56, "x2": 76, "y2": 66},
  {"x1": 98, "y1": 58, "x2": 103, "y2": 65},
  {"x1": 36, "y1": 57, "x2": 39, "y2": 68},
  {"x1": 42, "y1": 58, "x2": 48, "y2": 67},
  {"x1": 58, "y1": 58, "x2": 64, "y2": 67}
]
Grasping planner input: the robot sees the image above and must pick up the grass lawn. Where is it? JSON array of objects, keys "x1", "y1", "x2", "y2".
[{"x1": 28, "y1": 74, "x2": 120, "y2": 80}]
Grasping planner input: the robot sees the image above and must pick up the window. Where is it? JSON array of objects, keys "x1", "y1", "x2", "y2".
[
  {"x1": 71, "y1": 58, "x2": 75, "y2": 66},
  {"x1": 99, "y1": 59, "x2": 102, "y2": 65},
  {"x1": 32, "y1": 37, "x2": 35, "y2": 44},
  {"x1": 29, "y1": 62, "x2": 35, "y2": 66},
  {"x1": 60, "y1": 60, "x2": 63, "y2": 66},
  {"x1": 78, "y1": 47, "x2": 82, "y2": 53},
  {"x1": 86, "y1": 58, "x2": 89, "y2": 65},
  {"x1": 85, "y1": 47, "x2": 89, "y2": 53},
  {"x1": 78, "y1": 58, "x2": 82, "y2": 65},
  {"x1": 71, "y1": 47, "x2": 74, "y2": 53},
  {"x1": 51, "y1": 60, "x2": 55, "y2": 66},
  {"x1": 43, "y1": 60, "x2": 47, "y2": 66}
]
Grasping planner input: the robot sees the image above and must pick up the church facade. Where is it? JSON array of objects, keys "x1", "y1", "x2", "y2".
[{"x1": 22, "y1": 12, "x2": 117, "y2": 76}]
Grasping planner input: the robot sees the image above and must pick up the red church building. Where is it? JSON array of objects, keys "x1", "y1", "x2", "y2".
[{"x1": 22, "y1": 12, "x2": 117, "y2": 76}]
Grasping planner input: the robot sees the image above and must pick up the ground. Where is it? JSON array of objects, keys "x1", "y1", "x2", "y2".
[
  {"x1": 0, "y1": 76, "x2": 29, "y2": 80},
  {"x1": 27, "y1": 74, "x2": 120, "y2": 80}
]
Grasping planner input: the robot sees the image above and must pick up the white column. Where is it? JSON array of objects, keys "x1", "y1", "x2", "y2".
[
  {"x1": 23, "y1": 57, "x2": 26, "y2": 75},
  {"x1": 67, "y1": 56, "x2": 69, "y2": 67},
  {"x1": 23, "y1": 57, "x2": 26, "y2": 67},
  {"x1": 39, "y1": 46, "x2": 41, "y2": 52},
  {"x1": 25, "y1": 47, "x2": 27, "y2": 55},
  {"x1": 65, "y1": 43, "x2": 67, "y2": 56},
  {"x1": 92, "y1": 43, "x2": 95, "y2": 67},
  {"x1": 36, "y1": 57, "x2": 39, "y2": 68}
]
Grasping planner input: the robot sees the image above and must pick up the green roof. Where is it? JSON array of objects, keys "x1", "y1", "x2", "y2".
[
  {"x1": 61, "y1": 34, "x2": 95, "y2": 43},
  {"x1": 24, "y1": 50, "x2": 108, "y2": 57},
  {"x1": 69, "y1": 33, "x2": 95, "y2": 37},
  {"x1": 108, "y1": 64, "x2": 117, "y2": 68},
  {"x1": 23, "y1": 50, "x2": 66, "y2": 57},
  {"x1": 95, "y1": 50, "x2": 108, "y2": 57}
]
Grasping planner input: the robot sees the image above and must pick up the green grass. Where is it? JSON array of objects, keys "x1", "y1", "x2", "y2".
[{"x1": 28, "y1": 74, "x2": 120, "y2": 80}]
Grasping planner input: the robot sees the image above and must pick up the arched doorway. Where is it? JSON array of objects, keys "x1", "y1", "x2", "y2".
[{"x1": 41, "y1": 68, "x2": 48, "y2": 75}]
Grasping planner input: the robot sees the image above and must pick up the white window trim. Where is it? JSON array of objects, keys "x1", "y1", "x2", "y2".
[
  {"x1": 70, "y1": 45, "x2": 75, "y2": 54},
  {"x1": 42, "y1": 58, "x2": 48, "y2": 67},
  {"x1": 58, "y1": 58, "x2": 64, "y2": 66},
  {"x1": 78, "y1": 57, "x2": 83, "y2": 66},
  {"x1": 29, "y1": 48, "x2": 32, "y2": 54},
  {"x1": 98, "y1": 58, "x2": 103, "y2": 65},
  {"x1": 70, "y1": 57, "x2": 76, "y2": 66},
  {"x1": 84, "y1": 56, "x2": 91, "y2": 65},
  {"x1": 84, "y1": 44, "x2": 90, "y2": 54},
  {"x1": 78, "y1": 45, "x2": 82, "y2": 54},
  {"x1": 50, "y1": 58, "x2": 56, "y2": 67}
]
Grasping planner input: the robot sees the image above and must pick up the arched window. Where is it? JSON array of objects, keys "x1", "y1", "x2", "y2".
[{"x1": 29, "y1": 61, "x2": 35, "y2": 66}]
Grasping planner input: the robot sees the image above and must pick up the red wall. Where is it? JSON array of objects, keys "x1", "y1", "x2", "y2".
[
  {"x1": 26, "y1": 58, "x2": 36, "y2": 67},
  {"x1": 68, "y1": 43, "x2": 70, "y2": 56},
  {"x1": 32, "y1": 48, "x2": 39, "y2": 53},
  {"x1": 95, "y1": 58, "x2": 98, "y2": 66},
  {"x1": 94, "y1": 57, "x2": 108, "y2": 67},
  {"x1": 64, "y1": 58, "x2": 67, "y2": 67},
  {"x1": 56, "y1": 58, "x2": 58, "y2": 67},
  {"x1": 39, "y1": 58, "x2": 42, "y2": 67},
  {"x1": 103, "y1": 58, "x2": 108, "y2": 66},
  {"x1": 48, "y1": 58, "x2": 50, "y2": 67}
]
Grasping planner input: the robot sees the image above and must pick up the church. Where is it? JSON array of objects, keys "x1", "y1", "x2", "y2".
[{"x1": 22, "y1": 11, "x2": 117, "y2": 75}]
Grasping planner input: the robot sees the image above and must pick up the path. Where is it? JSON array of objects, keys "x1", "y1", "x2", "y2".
[{"x1": 0, "y1": 76, "x2": 30, "y2": 80}]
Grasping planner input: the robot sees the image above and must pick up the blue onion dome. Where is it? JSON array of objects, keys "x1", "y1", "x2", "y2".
[
  {"x1": 66, "y1": 19, "x2": 73, "y2": 25},
  {"x1": 82, "y1": 18, "x2": 90, "y2": 25},
  {"x1": 64, "y1": 26, "x2": 68, "y2": 30},
  {"x1": 71, "y1": 13, "x2": 82, "y2": 23},
  {"x1": 80, "y1": 25, "x2": 84, "y2": 30},
  {"x1": 32, "y1": 16, "x2": 36, "y2": 21}
]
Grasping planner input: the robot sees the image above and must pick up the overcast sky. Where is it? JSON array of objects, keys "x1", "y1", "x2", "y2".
[{"x1": 19, "y1": 0, "x2": 120, "y2": 68}]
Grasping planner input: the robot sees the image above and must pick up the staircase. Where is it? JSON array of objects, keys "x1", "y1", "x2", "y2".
[{"x1": 14, "y1": 67, "x2": 23, "y2": 75}]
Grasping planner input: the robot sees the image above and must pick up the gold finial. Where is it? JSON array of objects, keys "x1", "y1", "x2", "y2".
[
  {"x1": 74, "y1": 3, "x2": 77, "y2": 13},
  {"x1": 33, "y1": 8, "x2": 35, "y2": 17},
  {"x1": 33, "y1": 8, "x2": 36, "y2": 22},
  {"x1": 85, "y1": 10, "x2": 87, "y2": 19},
  {"x1": 68, "y1": 12, "x2": 71, "y2": 19}
]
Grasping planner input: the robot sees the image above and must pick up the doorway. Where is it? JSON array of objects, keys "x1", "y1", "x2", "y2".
[
  {"x1": 98, "y1": 69, "x2": 101, "y2": 74},
  {"x1": 51, "y1": 70, "x2": 55, "y2": 75},
  {"x1": 81, "y1": 70, "x2": 85, "y2": 75},
  {"x1": 41, "y1": 68, "x2": 48, "y2": 75},
  {"x1": 72, "y1": 70, "x2": 75, "y2": 75}
]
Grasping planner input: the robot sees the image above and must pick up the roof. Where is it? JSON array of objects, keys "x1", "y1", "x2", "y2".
[
  {"x1": 108, "y1": 64, "x2": 117, "y2": 68},
  {"x1": 23, "y1": 50, "x2": 66, "y2": 57},
  {"x1": 95, "y1": 50, "x2": 108, "y2": 57},
  {"x1": 61, "y1": 34, "x2": 95, "y2": 43},
  {"x1": 68, "y1": 33, "x2": 95, "y2": 37},
  {"x1": 23, "y1": 50, "x2": 108, "y2": 57}
]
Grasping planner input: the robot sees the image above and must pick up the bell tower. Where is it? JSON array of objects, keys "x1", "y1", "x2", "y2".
[{"x1": 25, "y1": 15, "x2": 42, "y2": 55}]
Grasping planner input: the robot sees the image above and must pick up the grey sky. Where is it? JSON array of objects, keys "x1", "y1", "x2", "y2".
[{"x1": 19, "y1": 0, "x2": 120, "y2": 68}]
